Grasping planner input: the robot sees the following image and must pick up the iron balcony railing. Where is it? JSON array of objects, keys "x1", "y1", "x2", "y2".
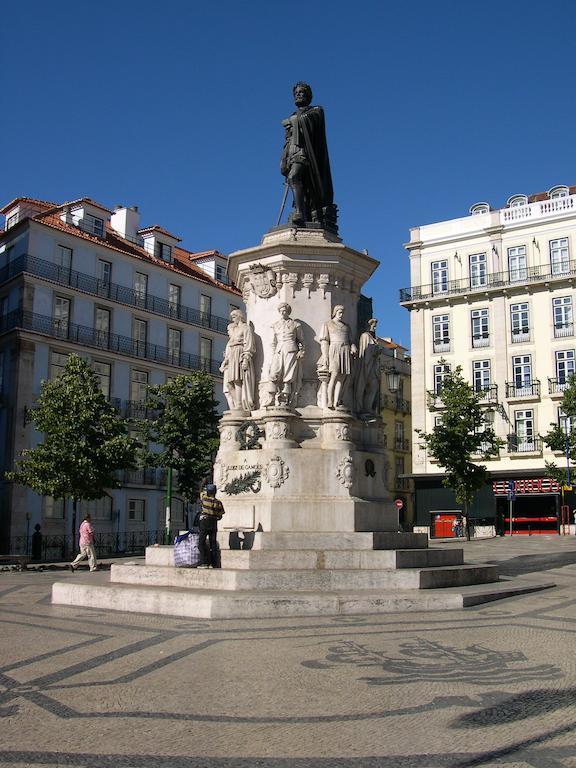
[
  {"x1": 554, "y1": 322, "x2": 574, "y2": 338},
  {"x1": 0, "y1": 254, "x2": 231, "y2": 334},
  {"x1": 548, "y1": 377, "x2": 572, "y2": 394},
  {"x1": 511, "y1": 328, "x2": 531, "y2": 343},
  {"x1": 0, "y1": 309, "x2": 222, "y2": 375},
  {"x1": 507, "y1": 434, "x2": 542, "y2": 453},
  {"x1": 476, "y1": 383, "x2": 498, "y2": 403},
  {"x1": 432, "y1": 338, "x2": 450, "y2": 353},
  {"x1": 505, "y1": 380, "x2": 541, "y2": 398},
  {"x1": 394, "y1": 438, "x2": 410, "y2": 451},
  {"x1": 400, "y1": 260, "x2": 576, "y2": 303}
]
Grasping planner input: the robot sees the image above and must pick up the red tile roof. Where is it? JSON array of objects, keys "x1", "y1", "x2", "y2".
[
  {"x1": 138, "y1": 225, "x2": 181, "y2": 241},
  {"x1": 0, "y1": 196, "x2": 58, "y2": 214}
]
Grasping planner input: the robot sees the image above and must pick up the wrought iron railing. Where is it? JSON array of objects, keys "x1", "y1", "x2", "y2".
[
  {"x1": 400, "y1": 260, "x2": 576, "y2": 303},
  {"x1": 476, "y1": 383, "x2": 498, "y2": 403},
  {"x1": 549, "y1": 377, "x2": 572, "y2": 394},
  {"x1": 0, "y1": 254, "x2": 231, "y2": 333},
  {"x1": 6, "y1": 529, "x2": 166, "y2": 562},
  {"x1": 394, "y1": 438, "x2": 410, "y2": 451},
  {"x1": 505, "y1": 381, "x2": 540, "y2": 398},
  {"x1": 0, "y1": 309, "x2": 222, "y2": 375},
  {"x1": 506, "y1": 434, "x2": 542, "y2": 453}
]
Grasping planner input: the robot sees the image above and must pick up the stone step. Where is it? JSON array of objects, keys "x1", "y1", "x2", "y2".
[
  {"x1": 217, "y1": 531, "x2": 429, "y2": 551},
  {"x1": 110, "y1": 563, "x2": 498, "y2": 591},
  {"x1": 146, "y1": 545, "x2": 462, "y2": 570},
  {"x1": 51, "y1": 577, "x2": 554, "y2": 620}
]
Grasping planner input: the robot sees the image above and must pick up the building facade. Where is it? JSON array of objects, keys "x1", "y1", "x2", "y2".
[
  {"x1": 402, "y1": 185, "x2": 576, "y2": 536},
  {"x1": 0, "y1": 197, "x2": 241, "y2": 554},
  {"x1": 378, "y1": 339, "x2": 414, "y2": 530}
]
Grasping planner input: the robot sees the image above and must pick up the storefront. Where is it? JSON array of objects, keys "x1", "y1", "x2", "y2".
[{"x1": 493, "y1": 478, "x2": 564, "y2": 535}]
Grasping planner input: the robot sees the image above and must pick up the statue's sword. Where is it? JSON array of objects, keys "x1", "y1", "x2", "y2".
[{"x1": 276, "y1": 180, "x2": 290, "y2": 226}]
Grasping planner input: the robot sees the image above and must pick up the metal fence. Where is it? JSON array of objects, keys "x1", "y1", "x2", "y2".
[{"x1": 7, "y1": 529, "x2": 166, "y2": 562}]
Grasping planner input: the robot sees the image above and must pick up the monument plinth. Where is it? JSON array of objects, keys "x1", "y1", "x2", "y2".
[{"x1": 214, "y1": 226, "x2": 397, "y2": 533}]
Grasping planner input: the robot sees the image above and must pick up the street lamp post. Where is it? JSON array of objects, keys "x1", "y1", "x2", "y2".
[{"x1": 164, "y1": 465, "x2": 173, "y2": 544}]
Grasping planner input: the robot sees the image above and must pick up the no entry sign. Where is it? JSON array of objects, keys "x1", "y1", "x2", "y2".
[{"x1": 395, "y1": 499, "x2": 404, "y2": 509}]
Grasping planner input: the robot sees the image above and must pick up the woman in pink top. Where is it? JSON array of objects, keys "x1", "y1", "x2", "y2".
[{"x1": 70, "y1": 513, "x2": 98, "y2": 572}]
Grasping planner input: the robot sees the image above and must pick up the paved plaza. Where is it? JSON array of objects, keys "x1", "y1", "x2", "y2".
[{"x1": 1, "y1": 536, "x2": 576, "y2": 767}]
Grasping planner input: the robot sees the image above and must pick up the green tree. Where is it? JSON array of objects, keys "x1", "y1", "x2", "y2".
[
  {"x1": 542, "y1": 374, "x2": 576, "y2": 486},
  {"x1": 7, "y1": 354, "x2": 138, "y2": 536},
  {"x1": 416, "y1": 364, "x2": 503, "y2": 540},
  {"x1": 139, "y1": 373, "x2": 220, "y2": 504}
]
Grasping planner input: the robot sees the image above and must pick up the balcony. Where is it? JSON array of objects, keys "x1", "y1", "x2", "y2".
[
  {"x1": 548, "y1": 377, "x2": 572, "y2": 396},
  {"x1": 472, "y1": 333, "x2": 490, "y2": 349},
  {"x1": 0, "y1": 254, "x2": 230, "y2": 334},
  {"x1": 394, "y1": 438, "x2": 410, "y2": 452},
  {"x1": 0, "y1": 309, "x2": 222, "y2": 376},
  {"x1": 501, "y1": 193, "x2": 575, "y2": 224},
  {"x1": 432, "y1": 338, "x2": 451, "y2": 353},
  {"x1": 505, "y1": 381, "x2": 540, "y2": 399},
  {"x1": 476, "y1": 383, "x2": 498, "y2": 403},
  {"x1": 506, "y1": 434, "x2": 542, "y2": 454},
  {"x1": 554, "y1": 322, "x2": 574, "y2": 339},
  {"x1": 110, "y1": 398, "x2": 158, "y2": 420},
  {"x1": 400, "y1": 260, "x2": 576, "y2": 304},
  {"x1": 382, "y1": 394, "x2": 411, "y2": 413},
  {"x1": 511, "y1": 328, "x2": 531, "y2": 344}
]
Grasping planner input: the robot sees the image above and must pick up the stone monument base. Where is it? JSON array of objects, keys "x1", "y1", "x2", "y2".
[{"x1": 51, "y1": 532, "x2": 553, "y2": 620}]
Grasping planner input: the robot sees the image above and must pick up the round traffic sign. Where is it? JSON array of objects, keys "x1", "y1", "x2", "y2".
[{"x1": 394, "y1": 499, "x2": 404, "y2": 509}]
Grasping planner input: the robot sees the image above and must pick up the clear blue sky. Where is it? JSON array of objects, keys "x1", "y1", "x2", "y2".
[{"x1": 3, "y1": 0, "x2": 575, "y2": 349}]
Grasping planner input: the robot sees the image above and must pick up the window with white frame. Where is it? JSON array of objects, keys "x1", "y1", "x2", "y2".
[
  {"x1": 98, "y1": 259, "x2": 112, "y2": 295},
  {"x1": 50, "y1": 351, "x2": 69, "y2": 380},
  {"x1": 549, "y1": 186, "x2": 569, "y2": 199},
  {"x1": 168, "y1": 284, "x2": 181, "y2": 316},
  {"x1": 95, "y1": 307, "x2": 110, "y2": 346},
  {"x1": 553, "y1": 296, "x2": 573, "y2": 338},
  {"x1": 508, "y1": 246, "x2": 527, "y2": 282},
  {"x1": 56, "y1": 245, "x2": 72, "y2": 272},
  {"x1": 128, "y1": 499, "x2": 145, "y2": 522},
  {"x1": 512, "y1": 354, "x2": 532, "y2": 392},
  {"x1": 556, "y1": 349, "x2": 575, "y2": 385},
  {"x1": 93, "y1": 360, "x2": 111, "y2": 399},
  {"x1": 510, "y1": 302, "x2": 530, "y2": 341},
  {"x1": 44, "y1": 497, "x2": 65, "y2": 519},
  {"x1": 53, "y1": 296, "x2": 70, "y2": 337},
  {"x1": 471, "y1": 308, "x2": 489, "y2": 347},
  {"x1": 85, "y1": 213, "x2": 104, "y2": 237},
  {"x1": 433, "y1": 363, "x2": 450, "y2": 394},
  {"x1": 432, "y1": 314, "x2": 450, "y2": 352},
  {"x1": 82, "y1": 495, "x2": 112, "y2": 521},
  {"x1": 133, "y1": 318, "x2": 147, "y2": 356},
  {"x1": 216, "y1": 264, "x2": 226, "y2": 282},
  {"x1": 200, "y1": 337, "x2": 212, "y2": 370},
  {"x1": 514, "y1": 409, "x2": 535, "y2": 450},
  {"x1": 130, "y1": 369, "x2": 148, "y2": 402},
  {"x1": 431, "y1": 260, "x2": 448, "y2": 295},
  {"x1": 558, "y1": 407, "x2": 576, "y2": 434},
  {"x1": 508, "y1": 195, "x2": 528, "y2": 208},
  {"x1": 200, "y1": 295, "x2": 212, "y2": 325},
  {"x1": 550, "y1": 238, "x2": 570, "y2": 275},
  {"x1": 395, "y1": 421, "x2": 404, "y2": 449},
  {"x1": 134, "y1": 272, "x2": 148, "y2": 305},
  {"x1": 473, "y1": 360, "x2": 491, "y2": 393},
  {"x1": 168, "y1": 328, "x2": 181, "y2": 364},
  {"x1": 469, "y1": 253, "x2": 487, "y2": 288}
]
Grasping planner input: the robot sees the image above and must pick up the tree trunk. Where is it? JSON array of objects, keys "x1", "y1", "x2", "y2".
[
  {"x1": 464, "y1": 499, "x2": 471, "y2": 541},
  {"x1": 72, "y1": 498, "x2": 78, "y2": 551}
]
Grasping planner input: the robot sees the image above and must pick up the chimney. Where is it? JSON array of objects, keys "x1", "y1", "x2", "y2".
[{"x1": 110, "y1": 205, "x2": 140, "y2": 242}]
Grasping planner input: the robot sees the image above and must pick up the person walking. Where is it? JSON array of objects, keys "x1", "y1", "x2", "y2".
[
  {"x1": 69, "y1": 513, "x2": 98, "y2": 572},
  {"x1": 197, "y1": 485, "x2": 225, "y2": 568}
]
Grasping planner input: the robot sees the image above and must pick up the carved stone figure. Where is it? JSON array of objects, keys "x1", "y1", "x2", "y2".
[
  {"x1": 220, "y1": 309, "x2": 256, "y2": 411},
  {"x1": 354, "y1": 318, "x2": 382, "y2": 416},
  {"x1": 280, "y1": 82, "x2": 338, "y2": 232},
  {"x1": 318, "y1": 305, "x2": 357, "y2": 409},
  {"x1": 269, "y1": 303, "x2": 305, "y2": 407}
]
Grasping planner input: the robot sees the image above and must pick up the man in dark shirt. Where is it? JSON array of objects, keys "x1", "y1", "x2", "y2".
[{"x1": 198, "y1": 484, "x2": 225, "y2": 568}]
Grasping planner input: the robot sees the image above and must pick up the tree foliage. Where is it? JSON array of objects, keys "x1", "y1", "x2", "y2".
[
  {"x1": 416, "y1": 364, "x2": 503, "y2": 537},
  {"x1": 7, "y1": 354, "x2": 138, "y2": 514},
  {"x1": 542, "y1": 374, "x2": 576, "y2": 485},
  {"x1": 139, "y1": 373, "x2": 220, "y2": 502}
]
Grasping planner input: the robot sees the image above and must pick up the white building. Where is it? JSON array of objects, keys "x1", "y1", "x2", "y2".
[
  {"x1": 0, "y1": 197, "x2": 241, "y2": 556},
  {"x1": 402, "y1": 185, "x2": 576, "y2": 537}
]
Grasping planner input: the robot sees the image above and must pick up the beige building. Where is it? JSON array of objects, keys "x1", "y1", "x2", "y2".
[
  {"x1": 402, "y1": 185, "x2": 576, "y2": 537},
  {"x1": 378, "y1": 339, "x2": 413, "y2": 529}
]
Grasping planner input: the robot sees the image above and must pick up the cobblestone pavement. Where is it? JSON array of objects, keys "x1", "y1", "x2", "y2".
[{"x1": 1, "y1": 536, "x2": 576, "y2": 767}]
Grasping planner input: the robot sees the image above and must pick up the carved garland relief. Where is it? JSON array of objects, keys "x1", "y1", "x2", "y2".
[{"x1": 336, "y1": 456, "x2": 355, "y2": 489}]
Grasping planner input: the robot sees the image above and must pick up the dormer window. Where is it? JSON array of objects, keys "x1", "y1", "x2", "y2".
[
  {"x1": 84, "y1": 213, "x2": 104, "y2": 237},
  {"x1": 469, "y1": 202, "x2": 490, "y2": 216},
  {"x1": 549, "y1": 185, "x2": 569, "y2": 199},
  {"x1": 155, "y1": 242, "x2": 172, "y2": 262},
  {"x1": 6, "y1": 213, "x2": 18, "y2": 229},
  {"x1": 507, "y1": 194, "x2": 528, "y2": 208},
  {"x1": 216, "y1": 264, "x2": 227, "y2": 282}
]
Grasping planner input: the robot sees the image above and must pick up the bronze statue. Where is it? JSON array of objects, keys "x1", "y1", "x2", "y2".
[{"x1": 280, "y1": 82, "x2": 338, "y2": 233}]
